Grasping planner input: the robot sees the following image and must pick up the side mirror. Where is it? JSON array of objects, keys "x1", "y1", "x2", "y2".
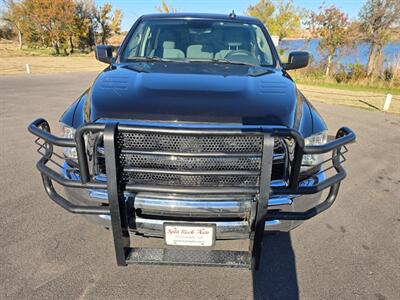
[
  {"x1": 95, "y1": 45, "x2": 114, "y2": 64},
  {"x1": 283, "y1": 51, "x2": 310, "y2": 70}
]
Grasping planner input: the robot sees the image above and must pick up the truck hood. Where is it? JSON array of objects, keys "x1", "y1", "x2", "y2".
[{"x1": 87, "y1": 63, "x2": 301, "y2": 127}]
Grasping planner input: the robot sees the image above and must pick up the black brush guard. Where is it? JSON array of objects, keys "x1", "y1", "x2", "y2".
[{"x1": 28, "y1": 118, "x2": 355, "y2": 270}]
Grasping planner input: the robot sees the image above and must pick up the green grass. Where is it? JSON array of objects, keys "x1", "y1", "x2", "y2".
[
  {"x1": 13, "y1": 47, "x2": 93, "y2": 57},
  {"x1": 295, "y1": 79, "x2": 400, "y2": 96},
  {"x1": 0, "y1": 55, "x2": 104, "y2": 75},
  {"x1": 0, "y1": 42, "x2": 94, "y2": 57},
  {"x1": 297, "y1": 84, "x2": 400, "y2": 114}
]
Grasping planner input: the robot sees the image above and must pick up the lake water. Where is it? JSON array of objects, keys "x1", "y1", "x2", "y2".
[{"x1": 279, "y1": 39, "x2": 400, "y2": 67}]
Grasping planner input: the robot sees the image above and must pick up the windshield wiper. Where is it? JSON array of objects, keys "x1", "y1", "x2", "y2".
[
  {"x1": 186, "y1": 58, "x2": 255, "y2": 66},
  {"x1": 210, "y1": 58, "x2": 256, "y2": 67},
  {"x1": 128, "y1": 56, "x2": 174, "y2": 63},
  {"x1": 128, "y1": 56, "x2": 257, "y2": 67}
]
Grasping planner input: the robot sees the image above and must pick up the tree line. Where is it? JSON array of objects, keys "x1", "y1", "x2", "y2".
[
  {"x1": 1, "y1": 0, "x2": 399, "y2": 81},
  {"x1": 149, "y1": 0, "x2": 400, "y2": 81},
  {"x1": 246, "y1": 0, "x2": 399, "y2": 80},
  {"x1": 0, "y1": 0, "x2": 122, "y2": 55}
]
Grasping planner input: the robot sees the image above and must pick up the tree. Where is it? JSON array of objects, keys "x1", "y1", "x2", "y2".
[
  {"x1": 0, "y1": 22, "x2": 15, "y2": 40},
  {"x1": 359, "y1": 0, "x2": 400, "y2": 78},
  {"x1": 155, "y1": 0, "x2": 177, "y2": 13},
  {"x1": 246, "y1": 0, "x2": 276, "y2": 33},
  {"x1": 94, "y1": 3, "x2": 113, "y2": 44},
  {"x1": 246, "y1": 0, "x2": 301, "y2": 40},
  {"x1": 72, "y1": 0, "x2": 95, "y2": 52},
  {"x1": 94, "y1": 3, "x2": 123, "y2": 44},
  {"x1": 110, "y1": 9, "x2": 123, "y2": 35},
  {"x1": 1, "y1": 0, "x2": 24, "y2": 49},
  {"x1": 307, "y1": 6, "x2": 350, "y2": 77},
  {"x1": 21, "y1": 0, "x2": 76, "y2": 54},
  {"x1": 1, "y1": 0, "x2": 123, "y2": 53},
  {"x1": 272, "y1": 0, "x2": 301, "y2": 40},
  {"x1": 69, "y1": 3, "x2": 88, "y2": 53}
]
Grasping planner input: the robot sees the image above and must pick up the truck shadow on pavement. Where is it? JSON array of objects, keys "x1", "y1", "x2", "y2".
[{"x1": 252, "y1": 232, "x2": 299, "y2": 300}]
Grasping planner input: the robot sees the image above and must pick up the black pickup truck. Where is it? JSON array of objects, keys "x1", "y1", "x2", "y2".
[{"x1": 28, "y1": 13, "x2": 355, "y2": 270}]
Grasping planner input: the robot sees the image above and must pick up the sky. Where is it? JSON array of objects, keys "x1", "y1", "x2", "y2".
[{"x1": 95, "y1": 0, "x2": 367, "y2": 32}]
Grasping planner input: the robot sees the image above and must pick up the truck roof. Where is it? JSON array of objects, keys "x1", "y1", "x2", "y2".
[{"x1": 140, "y1": 13, "x2": 261, "y2": 24}]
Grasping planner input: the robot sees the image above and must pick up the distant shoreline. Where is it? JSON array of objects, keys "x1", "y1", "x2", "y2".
[
  {"x1": 281, "y1": 37, "x2": 312, "y2": 41},
  {"x1": 281, "y1": 37, "x2": 400, "y2": 42}
]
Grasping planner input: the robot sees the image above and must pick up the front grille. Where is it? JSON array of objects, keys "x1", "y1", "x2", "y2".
[
  {"x1": 95, "y1": 129, "x2": 287, "y2": 187},
  {"x1": 117, "y1": 132, "x2": 263, "y2": 153},
  {"x1": 120, "y1": 154, "x2": 261, "y2": 171},
  {"x1": 121, "y1": 172, "x2": 258, "y2": 187}
]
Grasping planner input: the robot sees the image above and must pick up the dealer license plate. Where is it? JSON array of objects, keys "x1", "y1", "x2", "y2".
[{"x1": 164, "y1": 223, "x2": 215, "y2": 247}]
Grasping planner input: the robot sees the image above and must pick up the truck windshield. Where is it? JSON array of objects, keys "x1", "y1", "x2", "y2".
[{"x1": 120, "y1": 19, "x2": 275, "y2": 67}]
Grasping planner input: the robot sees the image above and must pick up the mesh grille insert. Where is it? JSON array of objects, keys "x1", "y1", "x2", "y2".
[
  {"x1": 117, "y1": 132, "x2": 263, "y2": 153},
  {"x1": 119, "y1": 153, "x2": 261, "y2": 171},
  {"x1": 121, "y1": 172, "x2": 259, "y2": 187},
  {"x1": 95, "y1": 130, "x2": 287, "y2": 187}
]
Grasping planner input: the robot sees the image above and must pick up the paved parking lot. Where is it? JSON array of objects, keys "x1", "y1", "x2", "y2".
[{"x1": 1, "y1": 72, "x2": 399, "y2": 300}]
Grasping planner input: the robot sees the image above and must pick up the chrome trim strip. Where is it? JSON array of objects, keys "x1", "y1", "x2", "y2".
[
  {"x1": 270, "y1": 179, "x2": 287, "y2": 187},
  {"x1": 133, "y1": 217, "x2": 286, "y2": 239},
  {"x1": 265, "y1": 220, "x2": 281, "y2": 226},
  {"x1": 134, "y1": 194, "x2": 292, "y2": 217},
  {"x1": 89, "y1": 190, "x2": 133, "y2": 202},
  {"x1": 273, "y1": 153, "x2": 285, "y2": 161},
  {"x1": 134, "y1": 217, "x2": 250, "y2": 239},
  {"x1": 268, "y1": 197, "x2": 292, "y2": 206},
  {"x1": 133, "y1": 192, "x2": 253, "y2": 201},
  {"x1": 135, "y1": 196, "x2": 251, "y2": 217},
  {"x1": 97, "y1": 147, "x2": 284, "y2": 161},
  {"x1": 62, "y1": 161, "x2": 325, "y2": 233},
  {"x1": 89, "y1": 190, "x2": 108, "y2": 200},
  {"x1": 96, "y1": 118, "x2": 288, "y2": 130}
]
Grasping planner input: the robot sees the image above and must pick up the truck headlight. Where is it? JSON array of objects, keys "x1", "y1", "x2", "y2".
[
  {"x1": 60, "y1": 123, "x2": 78, "y2": 160},
  {"x1": 301, "y1": 131, "x2": 327, "y2": 172}
]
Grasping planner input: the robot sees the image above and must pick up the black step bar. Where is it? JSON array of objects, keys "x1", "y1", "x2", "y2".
[{"x1": 126, "y1": 248, "x2": 251, "y2": 268}]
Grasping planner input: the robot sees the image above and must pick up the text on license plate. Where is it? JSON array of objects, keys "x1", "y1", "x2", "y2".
[{"x1": 164, "y1": 224, "x2": 215, "y2": 247}]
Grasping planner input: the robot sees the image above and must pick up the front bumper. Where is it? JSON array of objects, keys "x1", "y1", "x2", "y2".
[
  {"x1": 63, "y1": 166, "x2": 325, "y2": 236},
  {"x1": 28, "y1": 118, "x2": 355, "y2": 240},
  {"x1": 28, "y1": 119, "x2": 355, "y2": 269}
]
